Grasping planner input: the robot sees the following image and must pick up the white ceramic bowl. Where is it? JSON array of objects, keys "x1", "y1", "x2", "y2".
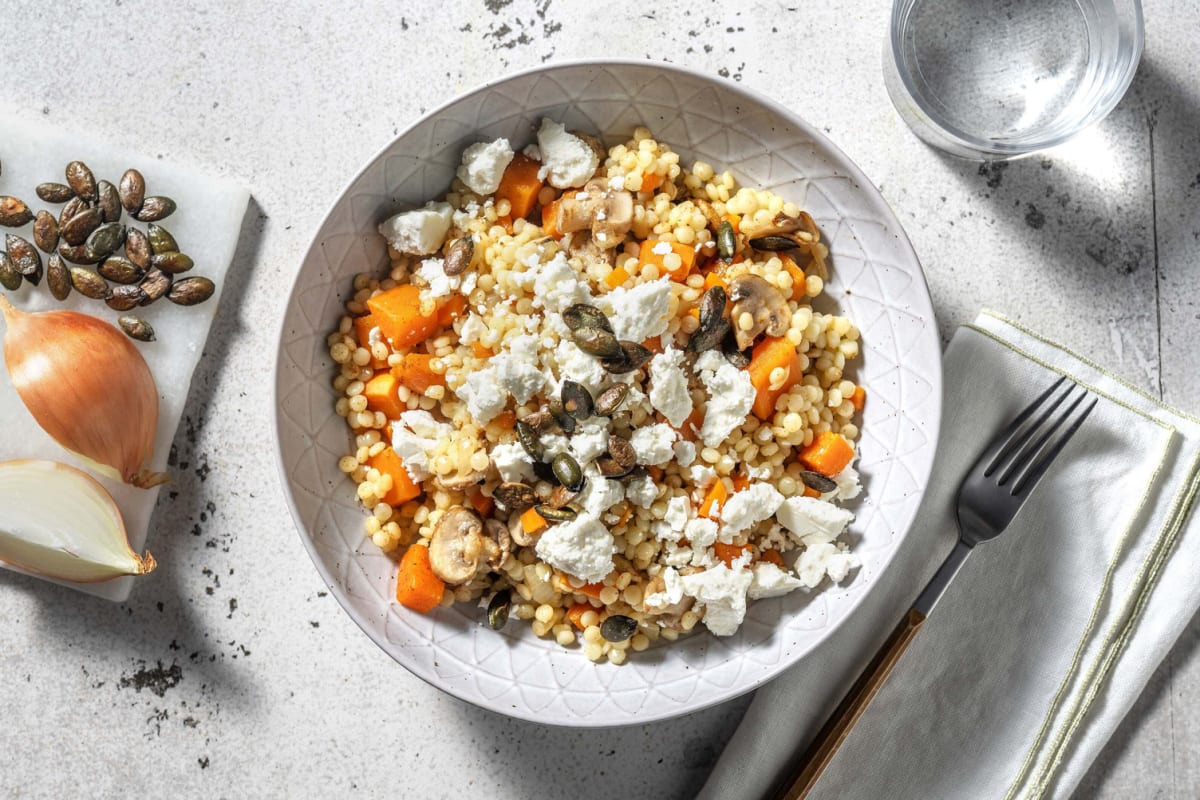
[{"x1": 275, "y1": 60, "x2": 942, "y2": 726}]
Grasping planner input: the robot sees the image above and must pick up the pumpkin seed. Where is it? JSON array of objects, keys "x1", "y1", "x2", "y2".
[
  {"x1": 58, "y1": 195, "x2": 88, "y2": 230},
  {"x1": 45, "y1": 253, "x2": 70, "y2": 300},
  {"x1": 603, "y1": 435, "x2": 637, "y2": 477},
  {"x1": 135, "y1": 196, "x2": 175, "y2": 222},
  {"x1": 36, "y1": 182, "x2": 74, "y2": 203},
  {"x1": 65, "y1": 161, "x2": 97, "y2": 201},
  {"x1": 687, "y1": 315, "x2": 731, "y2": 355},
  {"x1": 146, "y1": 223, "x2": 178, "y2": 255},
  {"x1": 0, "y1": 197, "x2": 33, "y2": 227},
  {"x1": 6, "y1": 235, "x2": 41, "y2": 285},
  {"x1": 124, "y1": 227, "x2": 151, "y2": 269},
  {"x1": 515, "y1": 419, "x2": 544, "y2": 461},
  {"x1": 596, "y1": 456, "x2": 627, "y2": 478},
  {"x1": 563, "y1": 303, "x2": 613, "y2": 334},
  {"x1": 687, "y1": 285, "x2": 730, "y2": 354},
  {"x1": 57, "y1": 241, "x2": 101, "y2": 265},
  {"x1": 99, "y1": 256, "x2": 143, "y2": 284},
  {"x1": 717, "y1": 221, "x2": 737, "y2": 260},
  {"x1": 548, "y1": 398, "x2": 577, "y2": 434},
  {"x1": 698, "y1": 285, "x2": 726, "y2": 327},
  {"x1": 600, "y1": 614, "x2": 638, "y2": 642},
  {"x1": 106, "y1": 284, "x2": 146, "y2": 311},
  {"x1": 534, "y1": 504, "x2": 577, "y2": 522},
  {"x1": 486, "y1": 589, "x2": 511, "y2": 630},
  {"x1": 492, "y1": 482, "x2": 537, "y2": 512},
  {"x1": 118, "y1": 315, "x2": 155, "y2": 342},
  {"x1": 798, "y1": 470, "x2": 838, "y2": 494},
  {"x1": 69, "y1": 267, "x2": 108, "y2": 299},
  {"x1": 443, "y1": 236, "x2": 474, "y2": 276},
  {"x1": 166, "y1": 276, "x2": 214, "y2": 306},
  {"x1": 138, "y1": 268, "x2": 171, "y2": 304},
  {"x1": 61, "y1": 207, "x2": 103, "y2": 246},
  {"x1": 600, "y1": 340, "x2": 653, "y2": 374},
  {"x1": 546, "y1": 484, "x2": 580, "y2": 509},
  {"x1": 150, "y1": 251, "x2": 193, "y2": 275},
  {"x1": 33, "y1": 211, "x2": 59, "y2": 253},
  {"x1": 721, "y1": 328, "x2": 752, "y2": 368},
  {"x1": 561, "y1": 380, "x2": 594, "y2": 420},
  {"x1": 551, "y1": 453, "x2": 583, "y2": 491},
  {"x1": 532, "y1": 459, "x2": 558, "y2": 484},
  {"x1": 594, "y1": 383, "x2": 629, "y2": 416},
  {"x1": 522, "y1": 408, "x2": 558, "y2": 434},
  {"x1": 96, "y1": 180, "x2": 121, "y2": 223},
  {"x1": 84, "y1": 222, "x2": 126, "y2": 260},
  {"x1": 748, "y1": 235, "x2": 798, "y2": 251},
  {"x1": 118, "y1": 169, "x2": 145, "y2": 214},
  {"x1": 571, "y1": 325, "x2": 622, "y2": 359},
  {"x1": 0, "y1": 252, "x2": 21, "y2": 291}
]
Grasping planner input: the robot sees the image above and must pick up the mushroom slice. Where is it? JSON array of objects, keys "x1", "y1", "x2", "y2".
[
  {"x1": 728, "y1": 273, "x2": 793, "y2": 351},
  {"x1": 428, "y1": 506, "x2": 485, "y2": 585},
  {"x1": 553, "y1": 178, "x2": 633, "y2": 251},
  {"x1": 509, "y1": 511, "x2": 539, "y2": 547},
  {"x1": 482, "y1": 518, "x2": 512, "y2": 570},
  {"x1": 435, "y1": 469, "x2": 486, "y2": 491}
]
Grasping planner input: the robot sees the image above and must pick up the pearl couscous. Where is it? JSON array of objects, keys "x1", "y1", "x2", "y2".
[{"x1": 329, "y1": 120, "x2": 863, "y2": 663}]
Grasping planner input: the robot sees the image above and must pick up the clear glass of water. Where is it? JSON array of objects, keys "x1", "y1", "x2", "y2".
[{"x1": 884, "y1": 0, "x2": 1144, "y2": 160}]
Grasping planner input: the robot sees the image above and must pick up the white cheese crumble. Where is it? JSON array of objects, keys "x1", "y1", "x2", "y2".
[
  {"x1": 578, "y1": 471, "x2": 625, "y2": 517},
  {"x1": 600, "y1": 277, "x2": 673, "y2": 343},
  {"x1": 552, "y1": 340, "x2": 607, "y2": 395},
  {"x1": 625, "y1": 473, "x2": 658, "y2": 508},
  {"x1": 456, "y1": 138, "x2": 515, "y2": 195},
  {"x1": 776, "y1": 496, "x2": 854, "y2": 545},
  {"x1": 795, "y1": 542, "x2": 859, "y2": 588},
  {"x1": 534, "y1": 512, "x2": 615, "y2": 583},
  {"x1": 748, "y1": 562, "x2": 804, "y2": 599},
  {"x1": 680, "y1": 563, "x2": 754, "y2": 636},
  {"x1": 630, "y1": 423, "x2": 677, "y2": 465},
  {"x1": 569, "y1": 418, "x2": 611, "y2": 467},
  {"x1": 684, "y1": 517, "x2": 719, "y2": 549},
  {"x1": 651, "y1": 241, "x2": 673, "y2": 256},
  {"x1": 643, "y1": 566, "x2": 684, "y2": 610},
  {"x1": 390, "y1": 410, "x2": 453, "y2": 481},
  {"x1": 650, "y1": 495, "x2": 691, "y2": 542},
  {"x1": 456, "y1": 333, "x2": 546, "y2": 423},
  {"x1": 834, "y1": 464, "x2": 862, "y2": 500},
  {"x1": 699, "y1": 361, "x2": 756, "y2": 448},
  {"x1": 416, "y1": 257, "x2": 459, "y2": 299},
  {"x1": 490, "y1": 441, "x2": 535, "y2": 484},
  {"x1": 378, "y1": 201, "x2": 453, "y2": 255},
  {"x1": 719, "y1": 482, "x2": 785, "y2": 540},
  {"x1": 517, "y1": 250, "x2": 594, "y2": 315},
  {"x1": 535, "y1": 118, "x2": 599, "y2": 189},
  {"x1": 689, "y1": 464, "x2": 717, "y2": 488},
  {"x1": 673, "y1": 440, "x2": 697, "y2": 467},
  {"x1": 648, "y1": 347, "x2": 693, "y2": 428},
  {"x1": 457, "y1": 313, "x2": 488, "y2": 345}
]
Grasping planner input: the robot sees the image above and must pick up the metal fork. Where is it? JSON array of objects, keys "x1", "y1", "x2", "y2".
[{"x1": 770, "y1": 377, "x2": 1098, "y2": 800}]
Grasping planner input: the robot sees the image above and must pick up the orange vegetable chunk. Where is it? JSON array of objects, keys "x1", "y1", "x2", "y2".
[
  {"x1": 714, "y1": 542, "x2": 752, "y2": 568},
  {"x1": 395, "y1": 544, "x2": 445, "y2": 613},
  {"x1": 639, "y1": 172, "x2": 664, "y2": 193},
  {"x1": 368, "y1": 447, "x2": 423, "y2": 506},
  {"x1": 638, "y1": 239, "x2": 696, "y2": 282},
  {"x1": 468, "y1": 489, "x2": 494, "y2": 518},
  {"x1": 778, "y1": 253, "x2": 808, "y2": 301},
  {"x1": 567, "y1": 602, "x2": 592, "y2": 630},
  {"x1": 760, "y1": 548, "x2": 785, "y2": 568},
  {"x1": 365, "y1": 284, "x2": 439, "y2": 350},
  {"x1": 850, "y1": 386, "x2": 867, "y2": 412},
  {"x1": 747, "y1": 336, "x2": 802, "y2": 420},
  {"x1": 698, "y1": 480, "x2": 728, "y2": 519},
  {"x1": 605, "y1": 265, "x2": 630, "y2": 289},
  {"x1": 353, "y1": 313, "x2": 377, "y2": 346},
  {"x1": 437, "y1": 295, "x2": 468, "y2": 327},
  {"x1": 495, "y1": 153, "x2": 544, "y2": 220},
  {"x1": 363, "y1": 373, "x2": 404, "y2": 420},
  {"x1": 576, "y1": 581, "x2": 604, "y2": 599},
  {"x1": 392, "y1": 353, "x2": 445, "y2": 393},
  {"x1": 520, "y1": 506, "x2": 548, "y2": 535},
  {"x1": 799, "y1": 431, "x2": 855, "y2": 477}
]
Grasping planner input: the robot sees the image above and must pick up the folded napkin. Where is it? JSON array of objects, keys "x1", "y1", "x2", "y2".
[{"x1": 698, "y1": 311, "x2": 1200, "y2": 800}]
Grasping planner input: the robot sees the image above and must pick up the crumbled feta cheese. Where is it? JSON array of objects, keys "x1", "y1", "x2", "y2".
[
  {"x1": 795, "y1": 542, "x2": 859, "y2": 588},
  {"x1": 578, "y1": 473, "x2": 625, "y2": 517},
  {"x1": 644, "y1": 567, "x2": 684, "y2": 609},
  {"x1": 834, "y1": 464, "x2": 862, "y2": 500},
  {"x1": 663, "y1": 495, "x2": 691, "y2": 534},
  {"x1": 552, "y1": 340, "x2": 607, "y2": 395},
  {"x1": 378, "y1": 201, "x2": 453, "y2": 255},
  {"x1": 625, "y1": 473, "x2": 658, "y2": 508},
  {"x1": 747, "y1": 464, "x2": 772, "y2": 480},
  {"x1": 522, "y1": 143, "x2": 541, "y2": 161},
  {"x1": 680, "y1": 564, "x2": 754, "y2": 636},
  {"x1": 457, "y1": 313, "x2": 488, "y2": 345},
  {"x1": 490, "y1": 441, "x2": 534, "y2": 484},
  {"x1": 689, "y1": 464, "x2": 717, "y2": 488},
  {"x1": 630, "y1": 423, "x2": 677, "y2": 465},
  {"x1": 539, "y1": 433, "x2": 571, "y2": 460},
  {"x1": 720, "y1": 482, "x2": 785, "y2": 540},
  {"x1": 600, "y1": 278, "x2": 672, "y2": 343},
  {"x1": 568, "y1": 419, "x2": 610, "y2": 467},
  {"x1": 673, "y1": 440, "x2": 697, "y2": 467},
  {"x1": 693, "y1": 350, "x2": 726, "y2": 378},
  {"x1": 534, "y1": 512, "x2": 615, "y2": 583},
  {"x1": 459, "y1": 272, "x2": 478, "y2": 296},
  {"x1": 456, "y1": 138, "x2": 515, "y2": 195},
  {"x1": 416, "y1": 257, "x2": 459, "y2": 298},
  {"x1": 748, "y1": 562, "x2": 804, "y2": 599},
  {"x1": 684, "y1": 517, "x2": 719, "y2": 549},
  {"x1": 648, "y1": 347, "x2": 693, "y2": 428},
  {"x1": 535, "y1": 118, "x2": 599, "y2": 189},
  {"x1": 517, "y1": 250, "x2": 594, "y2": 314},
  {"x1": 455, "y1": 334, "x2": 546, "y2": 423},
  {"x1": 662, "y1": 540, "x2": 693, "y2": 567},
  {"x1": 699, "y1": 361, "x2": 756, "y2": 448},
  {"x1": 390, "y1": 410, "x2": 453, "y2": 481},
  {"x1": 451, "y1": 200, "x2": 482, "y2": 231},
  {"x1": 776, "y1": 496, "x2": 854, "y2": 544}
]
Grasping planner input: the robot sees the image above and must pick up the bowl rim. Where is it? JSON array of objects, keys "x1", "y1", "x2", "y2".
[{"x1": 273, "y1": 57, "x2": 943, "y2": 726}]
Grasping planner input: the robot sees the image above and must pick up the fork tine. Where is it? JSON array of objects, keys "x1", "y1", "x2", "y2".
[
  {"x1": 984, "y1": 376, "x2": 1067, "y2": 478},
  {"x1": 1010, "y1": 394, "x2": 1097, "y2": 496},
  {"x1": 996, "y1": 382, "x2": 1078, "y2": 486}
]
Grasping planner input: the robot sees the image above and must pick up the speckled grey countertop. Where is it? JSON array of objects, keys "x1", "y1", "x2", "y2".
[{"x1": 2, "y1": 2, "x2": 1198, "y2": 798}]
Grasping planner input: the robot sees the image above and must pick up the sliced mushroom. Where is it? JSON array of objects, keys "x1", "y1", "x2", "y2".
[
  {"x1": 428, "y1": 507, "x2": 485, "y2": 585},
  {"x1": 482, "y1": 518, "x2": 512, "y2": 570},
  {"x1": 509, "y1": 510, "x2": 540, "y2": 547},
  {"x1": 435, "y1": 468, "x2": 486, "y2": 491},
  {"x1": 569, "y1": 234, "x2": 617, "y2": 269},
  {"x1": 553, "y1": 178, "x2": 633, "y2": 251},
  {"x1": 745, "y1": 211, "x2": 828, "y2": 280},
  {"x1": 728, "y1": 273, "x2": 793, "y2": 350}
]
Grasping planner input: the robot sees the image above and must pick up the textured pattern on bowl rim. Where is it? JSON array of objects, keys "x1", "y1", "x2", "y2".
[{"x1": 274, "y1": 60, "x2": 942, "y2": 726}]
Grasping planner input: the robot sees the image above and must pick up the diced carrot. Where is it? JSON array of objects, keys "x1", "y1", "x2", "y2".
[
  {"x1": 520, "y1": 506, "x2": 548, "y2": 535},
  {"x1": 850, "y1": 386, "x2": 867, "y2": 412},
  {"x1": 363, "y1": 373, "x2": 404, "y2": 420},
  {"x1": 541, "y1": 199, "x2": 561, "y2": 237},
  {"x1": 472, "y1": 342, "x2": 493, "y2": 359},
  {"x1": 638, "y1": 239, "x2": 696, "y2": 282},
  {"x1": 395, "y1": 544, "x2": 445, "y2": 614},
  {"x1": 799, "y1": 431, "x2": 855, "y2": 477},
  {"x1": 391, "y1": 353, "x2": 446, "y2": 394},
  {"x1": 353, "y1": 313, "x2": 377, "y2": 347},
  {"x1": 686, "y1": 307, "x2": 700, "y2": 321},
  {"x1": 495, "y1": 153, "x2": 544, "y2": 220},
  {"x1": 778, "y1": 253, "x2": 808, "y2": 302},
  {"x1": 368, "y1": 447, "x2": 424, "y2": 506},
  {"x1": 725, "y1": 213, "x2": 741, "y2": 233},
  {"x1": 714, "y1": 542, "x2": 752, "y2": 567},
  {"x1": 437, "y1": 295, "x2": 468, "y2": 327},
  {"x1": 680, "y1": 406, "x2": 706, "y2": 441},
  {"x1": 647, "y1": 465, "x2": 664, "y2": 482},
  {"x1": 760, "y1": 548, "x2": 785, "y2": 568},
  {"x1": 698, "y1": 480, "x2": 728, "y2": 519},
  {"x1": 567, "y1": 602, "x2": 592, "y2": 630},
  {"x1": 803, "y1": 485, "x2": 822, "y2": 498},
  {"x1": 702, "y1": 270, "x2": 729, "y2": 292},
  {"x1": 605, "y1": 265, "x2": 630, "y2": 289},
  {"x1": 468, "y1": 489, "x2": 494, "y2": 518},
  {"x1": 747, "y1": 336, "x2": 803, "y2": 420},
  {"x1": 576, "y1": 582, "x2": 604, "y2": 599},
  {"x1": 732, "y1": 473, "x2": 750, "y2": 491},
  {"x1": 643, "y1": 336, "x2": 663, "y2": 354},
  {"x1": 639, "y1": 172, "x2": 664, "y2": 193},
  {"x1": 366, "y1": 284, "x2": 440, "y2": 350}
]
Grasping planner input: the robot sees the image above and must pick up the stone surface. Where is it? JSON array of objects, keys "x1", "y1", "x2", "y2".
[{"x1": 0, "y1": 1, "x2": 1197, "y2": 798}]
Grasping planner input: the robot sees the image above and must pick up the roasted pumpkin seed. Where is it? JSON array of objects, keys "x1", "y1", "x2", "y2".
[
  {"x1": 561, "y1": 379, "x2": 594, "y2": 420},
  {"x1": 603, "y1": 435, "x2": 637, "y2": 477},
  {"x1": 32, "y1": 211, "x2": 59, "y2": 253},
  {"x1": 135, "y1": 196, "x2": 175, "y2": 222},
  {"x1": 0, "y1": 197, "x2": 33, "y2": 227},
  {"x1": 84, "y1": 222, "x2": 126, "y2": 260},
  {"x1": 150, "y1": 251, "x2": 193, "y2": 275},
  {"x1": 99, "y1": 256, "x2": 142, "y2": 284},
  {"x1": 571, "y1": 325, "x2": 622, "y2": 359},
  {"x1": 515, "y1": 419, "x2": 544, "y2": 461},
  {"x1": 687, "y1": 315, "x2": 731, "y2": 355},
  {"x1": 721, "y1": 329, "x2": 752, "y2": 368},
  {"x1": 546, "y1": 484, "x2": 580, "y2": 509},
  {"x1": 548, "y1": 398, "x2": 577, "y2": 434},
  {"x1": 138, "y1": 268, "x2": 171, "y2": 304},
  {"x1": 45, "y1": 253, "x2": 70, "y2": 300},
  {"x1": 124, "y1": 227, "x2": 151, "y2": 269},
  {"x1": 600, "y1": 614, "x2": 638, "y2": 642},
  {"x1": 563, "y1": 303, "x2": 613, "y2": 334},
  {"x1": 748, "y1": 235, "x2": 798, "y2": 251},
  {"x1": 97, "y1": 180, "x2": 121, "y2": 223},
  {"x1": 717, "y1": 221, "x2": 736, "y2": 260},
  {"x1": 36, "y1": 182, "x2": 74, "y2": 203},
  {"x1": 58, "y1": 195, "x2": 88, "y2": 230},
  {"x1": 118, "y1": 169, "x2": 145, "y2": 214},
  {"x1": 532, "y1": 459, "x2": 558, "y2": 484},
  {"x1": 594, "y1": 383, "x2": 629, "y2": 416},
  {"x1": 166, "y1": 276, "x2": 213, "y2": 306},
  {"x1": 534, "y1": 504, "x2": 577, "y2": 522},
  {"x1": 69, "y1": 267, "x2": 108, "y2": 299},
  {"x1": 61, "y1": 207, "x2": 102, "y2": 246},
  {"x1": 0, "y1": 252, "x2": 21, "y2": 291},
  {"x1": 65, "y1": 161, "x2": 97, "y2": 201},
  {"x1": 551, "y1": 453, "x2": 584, "y2": 491},
  {"x1": 600, "y1": 340, "x2": 653, "y2": 373},
  {"x1": 6, "y1": 235, "x2": 41, "y2": 285},
  {"x1": 106, "y1": 284, "x2": 146, "y2": 311},
  {"x1": 443, "y1": 236, "x2": 474, "y2": 276},
  {"x1": 146, "y1": 223, "x2": 178, "y2": 255},
  {"x1": 492, "y1": 482, "x2": 537, "y2": 512},
  {"x1": 57, "y1": 241, "x2": 101, "y2": 265},
  {"x1": 798, "y1": 470, "x2": 838, "y2": 494},
  {"x1": 118, "y1": 315, "x2": 156, "y2": 342},
  {"x1": 687, "y1": 285, "x2": 730, "y2": 354},
  {"x1": 486, "y1": 589, "x2": 511, "y2": 630}
]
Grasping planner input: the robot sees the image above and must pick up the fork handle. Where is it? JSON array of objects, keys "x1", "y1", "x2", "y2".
[{"x1": 768, "y1": 607, "x2": 927, "y2": 800}]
